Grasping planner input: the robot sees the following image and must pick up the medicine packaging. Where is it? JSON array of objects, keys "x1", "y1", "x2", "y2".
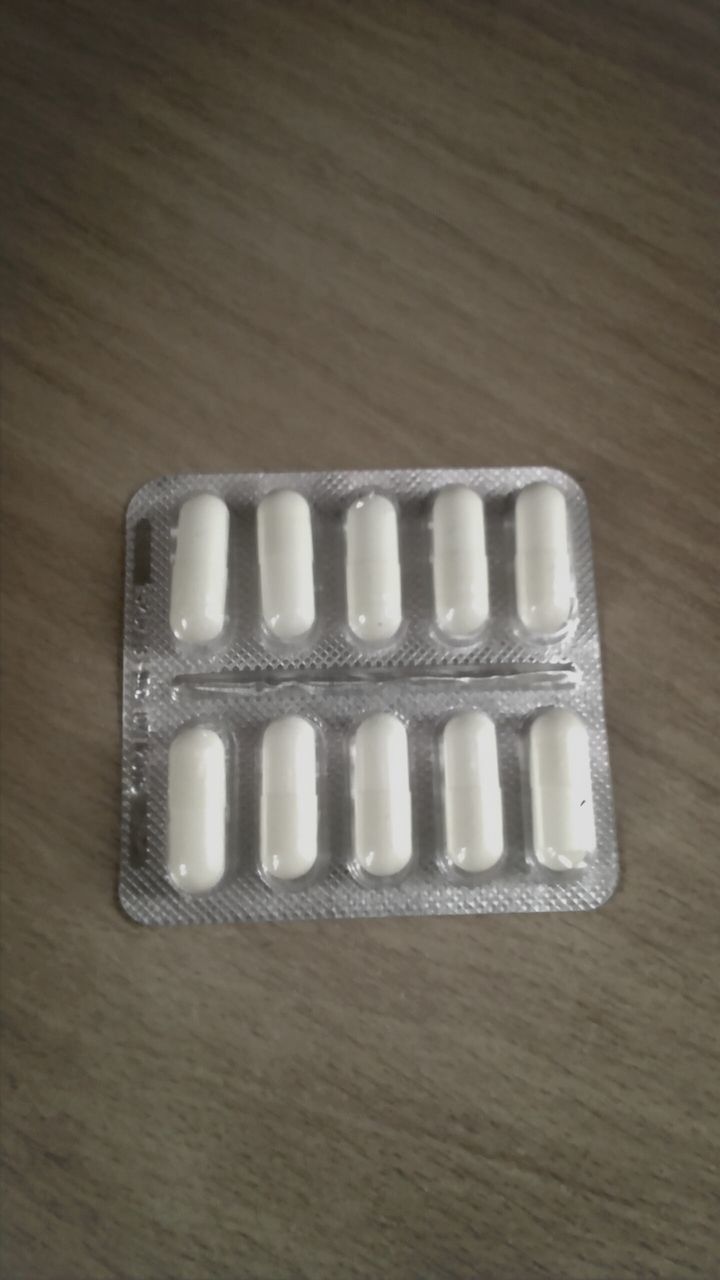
[{"x1": 121, "y1": 468, "x2": 618, "y2": 924}]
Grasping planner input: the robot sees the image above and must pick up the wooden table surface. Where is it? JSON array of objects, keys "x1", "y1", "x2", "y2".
[{"x1": 2, "y1": 3, "x2": 718, "y2": 1277}]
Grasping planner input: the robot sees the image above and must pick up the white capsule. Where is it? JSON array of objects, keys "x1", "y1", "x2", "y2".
[
  {"x1": 167, "y1": 726, "x2": 227, "y2": 894},
  {"x1": 432, "y1": 486, "x2": 489, "y2": 638},
  {"x1": 442, "y1": 713, "x2": 504, "y2": 871},
  {"x1": 529, "y1": 708, "x2": 596, "y2": 870},
  {"x1": 260, "y1": 716, "x2": 318, "y2": 881},
  {"x1": 170, "y1": 493, "x2": 229, "y2": 644},
  {"x1": 346, "y1": 494, "x2": 402, "y2": 642},
  {"x1": 352, "y1": 713, "x2": 412, "y2": 877},
  {"x1": 257, "y1": 490, "x2": 315, "y2": 641},
  {"x1": 515, "y1": 482, "x2": 572, "y2": 634}
]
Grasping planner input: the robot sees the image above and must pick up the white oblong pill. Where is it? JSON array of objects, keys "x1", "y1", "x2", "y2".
[
  {"x1": 260, "y1": 715, "x2": 318, "y2": 881},
  {"x1": 352, "y1": 713, "x2": 412, "y2": 877},
  {"x1": 529, "y1": 708, "x2": 596, "y2": 870},
  {"x1": 170, "y1": 493, "x2": 230, "y2": 644},
  {"x1": 346, "y1": 494, "x2": 402, "y2": 642},
  {"x1": 443, "y1": 712, "x2": 504, "y2": 871},
  {"x1": 515, "y1": 482, "x2": 572, "y2": 634},
  {"x1": 432, "y1": 486, "x2": 489, "y2": 638},
  {"x1": 257, "y1": 490, "x2": 315, "y2": 641},
  {"x1": 167, "y1": 726, "x2": 227, "y2": 894}
]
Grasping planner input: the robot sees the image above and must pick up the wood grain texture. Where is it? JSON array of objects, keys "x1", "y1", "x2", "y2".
[{"x1": 1, "y1": 2, "x2": 718, "y2": 1277}]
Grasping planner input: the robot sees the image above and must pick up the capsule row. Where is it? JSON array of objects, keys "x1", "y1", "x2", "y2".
[
  {"x1": 169, "y1": 482, "x2": 574, "y2": 647},
  {"x1": 167, "y1": 707, "x2": 596, "y2": 895}
]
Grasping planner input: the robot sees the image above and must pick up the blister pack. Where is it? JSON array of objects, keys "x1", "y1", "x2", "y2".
[{"x1": 120, "y1": 468, "x2": 618, "y2": 925}]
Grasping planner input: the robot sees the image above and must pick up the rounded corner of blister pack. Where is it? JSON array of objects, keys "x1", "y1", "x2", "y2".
[{"x1": 126, "y1": 475, "x2": 175, "y2": 523}]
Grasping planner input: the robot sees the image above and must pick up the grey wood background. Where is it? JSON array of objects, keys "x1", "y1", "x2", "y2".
[{"x1": 1, "y1": 2, "x2": 718, "y2": 1277}]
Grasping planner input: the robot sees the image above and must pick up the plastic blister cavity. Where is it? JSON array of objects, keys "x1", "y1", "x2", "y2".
[
  {"x1": 432, "y1": 486, "x2": 489, "y2": 640},
  {"x1": 260, "y1": 715, "x2": 319, "y2": 882},
  {"x1": 345, "y1": 493, "x2": 403, "y2": 644},
  {"x1": 170, "y1": 494, "x2": 229, "y2": 645},
  {"x1": 514, "y1": 482, "x2": 573, "y2": 637},
  {"x1": 121, "y1": 467, "x2": 618, "y2": 925},
  {"x1": 351, "y1": 713, "x2": 414, "y2": 882},
  {"x1": 257, "y1": 490, "x2": 315, "y2": 643},
  {"x1": 442, "y1": 712, "x2": 504, "y2": 874}
]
